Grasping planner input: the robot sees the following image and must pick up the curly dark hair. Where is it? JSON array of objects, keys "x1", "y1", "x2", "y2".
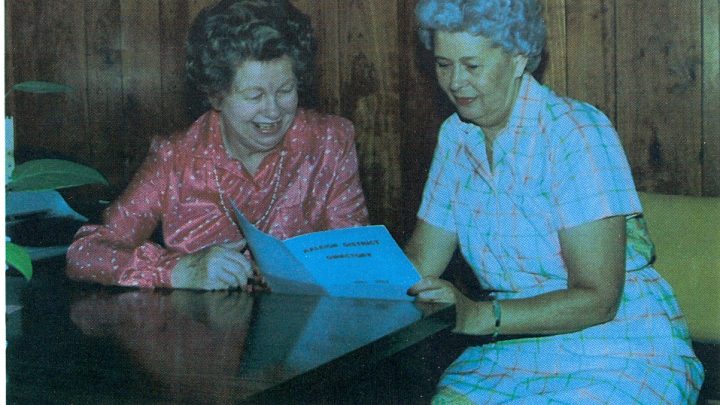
[{"x1": 186, "y1": 0, "x2": 316, "y2": 105}]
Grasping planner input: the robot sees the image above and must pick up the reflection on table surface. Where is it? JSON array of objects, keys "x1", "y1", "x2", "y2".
[{"x1": 6, "y1": 270, "x2": 452, "y2": 404}]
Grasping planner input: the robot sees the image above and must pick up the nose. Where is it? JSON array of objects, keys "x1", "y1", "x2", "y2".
[
  {"x1": 448, "y1": 65, "x2": 468, "y2": 92},
  {"x1": 261, "y1": 94, "x2": 281, "y2": 119}
]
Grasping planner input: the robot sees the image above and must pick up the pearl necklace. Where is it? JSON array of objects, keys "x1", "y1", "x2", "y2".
[{"x1": 212, "y1": 150, "x2": 287, "y2": 228}]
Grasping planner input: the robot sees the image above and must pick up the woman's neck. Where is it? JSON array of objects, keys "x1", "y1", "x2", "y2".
[
  {"x1": 220, "y1": 122, "x2": 271, "y2": 175},
  {"x1": 479, "y1": 76, "x2": 524, "y2": 169}
]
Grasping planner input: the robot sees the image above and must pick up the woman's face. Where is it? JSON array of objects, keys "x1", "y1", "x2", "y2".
[
  {"x1": 433, "y1": 31, "x2": 527, "y2": 134},
  {"x1": 212, "y1": 56, "x2": 299, "y2": 160}
]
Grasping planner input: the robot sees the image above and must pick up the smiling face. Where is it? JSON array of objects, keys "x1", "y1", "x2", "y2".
[
  {"x1": 211, "y1": 56, "x2": 299, "y2": 163},
  {"x1": 433, "y1": 31, "x2": 528, "y2": 137}
]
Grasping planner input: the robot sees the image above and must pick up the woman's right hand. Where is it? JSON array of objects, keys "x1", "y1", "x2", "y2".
[
  {"x1": 171, "y1": 240, "x2": 255, "y2": 290},
  {"x1": 407, "y1": 276, "x2": 458, "y2": 303}
]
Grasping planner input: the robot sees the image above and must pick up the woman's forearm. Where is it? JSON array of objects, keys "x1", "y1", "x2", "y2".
[
  {"x1": 456, "y1": 285, "x2": 621, "y2": 337},
  {"x1": 404, "y1": 219, "x2": 458, "y2": 278},
  {"x1": 66, "y1": 226, "x2": 179, "y2": 288}
]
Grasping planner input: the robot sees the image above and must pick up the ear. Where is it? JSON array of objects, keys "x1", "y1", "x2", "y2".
[{"x1": 512, "y1": 55, "x2": 528, "y2": 78}]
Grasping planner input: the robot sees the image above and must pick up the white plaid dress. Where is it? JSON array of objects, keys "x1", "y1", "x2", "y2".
[{"x1": 419, "y1": 75, "x2": 704, "y2": 404}]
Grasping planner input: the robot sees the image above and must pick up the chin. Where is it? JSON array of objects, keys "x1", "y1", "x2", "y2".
[{"x1": 455, "y1": 111, "x2": 481, "y2": 124}]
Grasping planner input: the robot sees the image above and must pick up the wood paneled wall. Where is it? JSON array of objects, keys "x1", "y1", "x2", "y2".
[
  {"x1": 6, "y1": 1, "x2": 720, "y2": 241},
  {"x1": 538, "y1": 1, "x2": 719, "y2": 199}
]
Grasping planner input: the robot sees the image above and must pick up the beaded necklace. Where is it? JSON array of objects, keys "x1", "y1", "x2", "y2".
[{"x1": 212, "y1": 150, "x2": 287, "y2": 229}]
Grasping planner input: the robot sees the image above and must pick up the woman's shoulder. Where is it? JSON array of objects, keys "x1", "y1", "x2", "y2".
[
  {"x1": 295, "y1": 108, "x2": 356, "y2": 143},
  {"x1": 546, "y1": 97, "x2": 615, "y2": 140},
  {"x1": 535, "y1": 89, "x2": 624, "y2": 159},
  {"x1": 298, "y1": 108, "x2": 354, "y2": 131},
  {"x1": 539, "y1": 86, "x2": 612, "y2": 129}
]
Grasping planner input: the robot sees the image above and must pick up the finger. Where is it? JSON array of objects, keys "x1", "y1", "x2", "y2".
[
  {"x1": 222, "y1": 239, "x2": 247, "y2": 252},
  {"x1": 407, "y1": 277, "x2": 443, "y2": 296},
  {"x1": 246, "y1": 274, "x2": 270, "y2": 293},
  {"x1": 222, "y1": 247, "x2": 254, "y2": 269},
  {"x1": 205, "y1": 255, "x2": 249, "y2": 287},
  {"x1": 222, "y1": 266, "x2": 247, "y2": 289},
  {"x1": 209, "y1": 264, "x2": 249, "y2": 289},
  {"x1": 210, "y1": 248, "x2": 254, "y2": 278},
  {"x1": 205, "y1": 266, "x2": 236, "y2": 289},
  {"x1": 212, "y1": 250, "x2": 261, "y2": 292},
  {"x1": 418, "y1": 289, "x2": 455, "y2": 303},
  {"x1": 223, "y1": 259, "x2": 255, "y2": 287},
  {"x1": 250, "y1": 264, "x2": 268, "y2": 285}
]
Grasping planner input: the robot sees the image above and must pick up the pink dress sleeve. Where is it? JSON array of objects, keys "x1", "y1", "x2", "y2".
[
  {"x1": 322, "y1": 118, "x2": 369, "y2": 228},
  {"x1": 66, "y1": 139, "x2": 180, "y2": 288}
]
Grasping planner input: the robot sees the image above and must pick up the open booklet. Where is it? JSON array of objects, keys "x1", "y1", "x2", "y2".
[{"x1": 232, "y1": 202, "x2": 420, "y2": 301}]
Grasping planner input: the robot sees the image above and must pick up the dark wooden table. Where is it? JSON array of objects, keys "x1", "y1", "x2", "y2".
[{"x1": 5, "y1": 259, "x2": 457, "y2": 404}]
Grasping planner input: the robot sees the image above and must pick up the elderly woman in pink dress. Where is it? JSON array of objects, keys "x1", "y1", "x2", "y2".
[
  {"x1": 405, "y1": 0, "x2": 703, "y2": 403},
  {"x1": 66, "y1": 0, "x2": 368, "y2": 290}
]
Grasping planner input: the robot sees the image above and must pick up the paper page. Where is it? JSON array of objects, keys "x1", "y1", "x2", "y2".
[
  {"x1": 232, "y1": 202, "x2": 325, "y2": 295},
  {"x1": 283, "y1": 225, "x2": 420, "y2": 301},
  {"x1": 231, "y1": 202, "x2": 420, "y2": 300}
]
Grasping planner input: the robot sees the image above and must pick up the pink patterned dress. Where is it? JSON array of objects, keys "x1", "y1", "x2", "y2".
[
  {"x1": 67, "y1": 109, "x2": 368, "y2": 288},
  {"x1": 419, "y1": 75, "x2": 703, "y2": 404}
]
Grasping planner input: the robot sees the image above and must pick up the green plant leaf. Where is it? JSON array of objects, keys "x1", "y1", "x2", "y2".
[
  {"x1": 8, "y1": 159, "x2": 109, "y2": 192},
  {"x1": 6, "y1": 242, "x2": 32, "y2": 280},
  {"x1": 12, "y1": 81, "x2": 73, "y2": 94}
]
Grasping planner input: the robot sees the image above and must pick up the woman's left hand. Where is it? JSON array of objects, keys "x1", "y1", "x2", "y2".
[{"x1": 409, "y1": 276, "x2": 485, "y2": 335}]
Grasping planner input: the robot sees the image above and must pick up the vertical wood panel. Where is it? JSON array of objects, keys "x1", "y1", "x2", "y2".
[
  {"x1": 616, "y1": 0, "x2": 703, "y2": 195},
  {"x1": 397, "y1": 0, "x2": 452, "y2": 240},
  {"x1": 5, "y1": 0, "x2": 15, "y2": 116},
  {"x1": 158, "y1": 0, "x2": 218, "y2": 133},
  {"x1": 316, "y1": 2, "x2": 342, "y2": 113},
  {"x1": 565, "y1": 0, "x2": 616, "y2": 122},
  {"x1": 84, "y1": 0, "x2": 124, "y2": 196},
  {"x1": 703, "y1": 0, "x2": 720, "y2": 195},
  {"x1": 9, "y1": 1, "x2": 89, "y2": 165},
  {"x1": 336, "y1": 1, "x2": 403, "y2": 233},
  {"x1": 159, "y1": 1, "x2": 193, "y2": 134},
  {"x1": 119, "y1": 1, "x2": 163, "y2": 187},
  {"x1": 293, "y1": 0, "x2": 342, "y2": 112},
  {"x1": 188, "y1": 0, "x2": 214, "y2": 20},
  {"x1": 8, "y1": 0, "x2": 44, "y2": 143},
  {"x1": 43, "y1": 2, "x2": 89, "y2": 161},
  {"x1": 540, "y1": 0, "x2": 567, "y2": 94}
]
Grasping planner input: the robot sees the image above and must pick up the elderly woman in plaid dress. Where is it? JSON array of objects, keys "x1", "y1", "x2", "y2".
[{"x1": 405, "y1": 0, "x2": 703, "y2": 403}]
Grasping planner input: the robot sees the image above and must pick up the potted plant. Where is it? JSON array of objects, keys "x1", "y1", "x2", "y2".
[{"x1": 6, "y1": 81, "x2": 109, "y2": 280}]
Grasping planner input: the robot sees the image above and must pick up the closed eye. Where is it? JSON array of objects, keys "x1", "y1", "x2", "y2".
[
  {"x1": 242, "y1": 90, "x2": 263, "y2": 101},
  {"x1": 278, "y1": 83, "x2": 297, "y2": 94}
]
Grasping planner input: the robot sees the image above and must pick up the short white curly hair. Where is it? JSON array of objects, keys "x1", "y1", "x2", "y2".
[{"x1": 416, "y1": 0, "x2": 546, "y2": 72}]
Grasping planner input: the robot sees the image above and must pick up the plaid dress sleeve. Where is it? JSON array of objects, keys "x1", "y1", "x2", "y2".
[{"x1": 546, "y1": 102, "x2": 642, "y2": 230}]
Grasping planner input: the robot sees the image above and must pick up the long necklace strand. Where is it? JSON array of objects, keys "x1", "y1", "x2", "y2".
[{"x1": 212, "y1": 150, "x2": 287, "y2": 228}]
